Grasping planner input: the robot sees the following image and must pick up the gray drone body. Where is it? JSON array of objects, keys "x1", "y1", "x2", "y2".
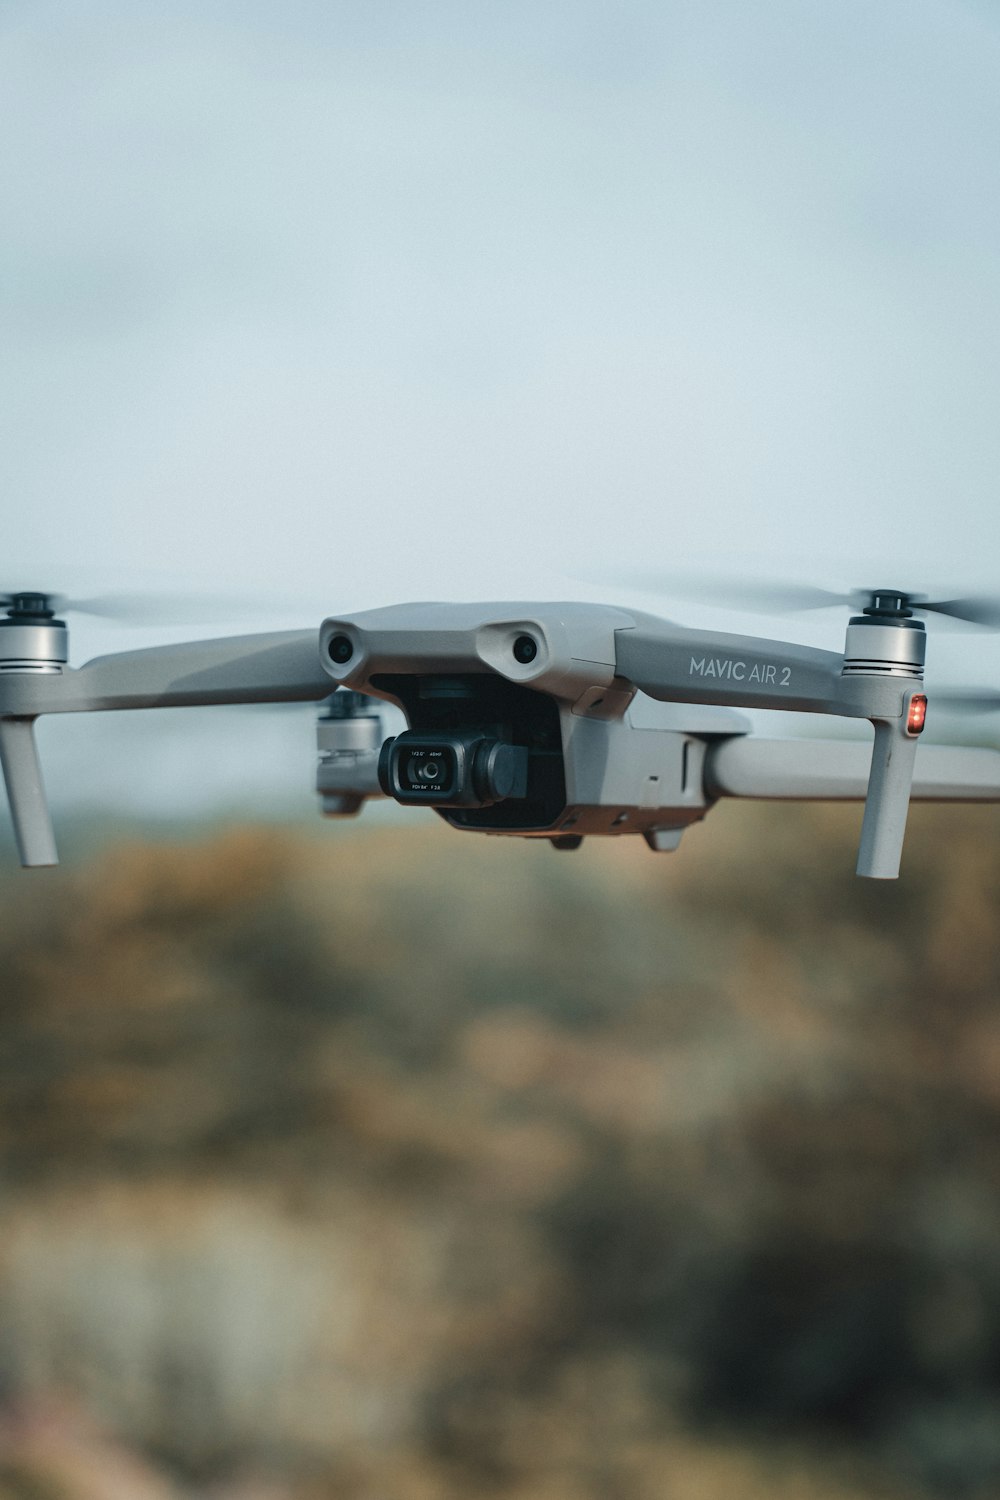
[
  {"x1": 318, "y1": 601, "x2": 739, "y2": 851},
  {"x1": 1, "y1": 591, "x2": 999, "y2": 879}
]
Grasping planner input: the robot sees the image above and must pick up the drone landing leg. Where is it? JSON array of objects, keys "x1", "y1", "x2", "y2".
[
  {"x1": 856, "y1": 717, "x2": 919, "y2": 879},
  {"x1": 0, "y1": 717, "x2": 57, "y2": 867}
]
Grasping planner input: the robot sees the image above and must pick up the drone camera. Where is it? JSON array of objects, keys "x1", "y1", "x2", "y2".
[
  {"x1": 328, "y1": 634, "x2": 354, "y2": 665},
  {"x1": 378, "y1": 731, "x2": 530, "y2": 808}
]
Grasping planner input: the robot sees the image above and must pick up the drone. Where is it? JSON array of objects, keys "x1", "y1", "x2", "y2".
[{"x1": 2, "y1": 584, "x2": 1000, "y2": 880}]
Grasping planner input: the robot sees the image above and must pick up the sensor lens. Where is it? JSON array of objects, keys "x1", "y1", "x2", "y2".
[
  {"x1": 328, "y1": 635, "x2": 353, "y2": 664},
  {"x1": 410, "y1": 756, "x2": 444, "y2": 783},
  {"x1": 513, "y1": 635, "x2": 538, "y2": 664}
]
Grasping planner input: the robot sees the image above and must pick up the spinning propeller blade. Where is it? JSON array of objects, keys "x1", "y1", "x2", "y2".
[
  {"x1": 0, "y1": 588, "x2": 282, "y2": 626},
  {"x1": 612, "y1": 574, "x2": 1000, "y2": 629},
  {"x1": 929, "y1": 687, "x2": 1000, "y2": 713}
]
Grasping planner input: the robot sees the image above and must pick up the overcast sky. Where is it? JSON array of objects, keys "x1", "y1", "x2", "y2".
[{"x1": 3, "y1": 0, "x2": 1000, "y2": 820}]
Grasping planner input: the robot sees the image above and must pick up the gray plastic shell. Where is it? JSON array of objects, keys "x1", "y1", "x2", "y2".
[
  {"x1": 320, "y1": 601, "x2": 640, "y2": 708},
  {"x1": 707, "y1": 737, "x2": 1000, "y2": 802}
]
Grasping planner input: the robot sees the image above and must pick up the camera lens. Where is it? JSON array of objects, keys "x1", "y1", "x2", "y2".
[
  {"x1": 408, "y1": 755, "x2": 444, "y2": 784},
  {"x1": 513, "y1": 635, "x2": 538, "y2": 664},
  {"x1": 378, "y1": 729, "x2": 529, "y2": 810},
  {"x1": 328, "y1": 634, "x2": 353, "y2": 664}
]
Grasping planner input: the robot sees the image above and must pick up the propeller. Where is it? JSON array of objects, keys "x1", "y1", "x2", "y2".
[
  {"x1": 615, "y1": 574, "x2": 1000, "y2": 629},
  {"x1": 2, "y1": 590, "x2": 133, "y2": 622},
  {"x1": 927, "y1": 687, "x2": 1000, "y2": 714},
  {"x1": 0, "y1": 588, "x2": 305, "y2": 627}
]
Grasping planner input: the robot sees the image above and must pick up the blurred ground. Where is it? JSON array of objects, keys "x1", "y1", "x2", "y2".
[{"x1": 0, "y1": 802, "x2": 998, "y2": 1498}]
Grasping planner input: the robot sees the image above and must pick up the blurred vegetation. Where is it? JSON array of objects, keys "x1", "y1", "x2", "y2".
[{"x1": 0, "y1": 803, "x2": 998, "y2": 1498}]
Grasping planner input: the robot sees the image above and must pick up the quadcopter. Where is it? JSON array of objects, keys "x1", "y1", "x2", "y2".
[{"x1": 1, "y1": 584, "x2": 999, "y2": 880}]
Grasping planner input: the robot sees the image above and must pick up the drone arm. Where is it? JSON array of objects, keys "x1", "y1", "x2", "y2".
[
  {"x1": 0, "y1": 632, "x2": 332, "y2": 716},
  {"x1": 0, "y1": 718, "x2": 57, "y2": 866},
  {"x1": 614, "y1": 624, "x2": 850, "y2": 716},
  {"x1": 615, "y1": 621, "x2": 929, "y2": 877},
  {"x1": 854, "y1": 717, "x2": 919, "y2": 877},
  {"x1": 706, "y1": 737, "x2": 1000, "y2": 802},
  {"x1": 0, "y1": 631, "x2": 333, "y2": 868}
]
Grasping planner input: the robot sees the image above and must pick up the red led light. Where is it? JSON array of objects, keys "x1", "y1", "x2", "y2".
[{"x1": 907, "y1": 693, "x2": 927, "y2": 735}]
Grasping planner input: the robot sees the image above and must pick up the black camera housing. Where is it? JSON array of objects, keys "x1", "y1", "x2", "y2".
[
  {"x1": 378, "y1": 731, "x2": 529, "y2": 808},
  {"x1": 369, "y1": 672, "x2": 566, "y2": 831}
]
